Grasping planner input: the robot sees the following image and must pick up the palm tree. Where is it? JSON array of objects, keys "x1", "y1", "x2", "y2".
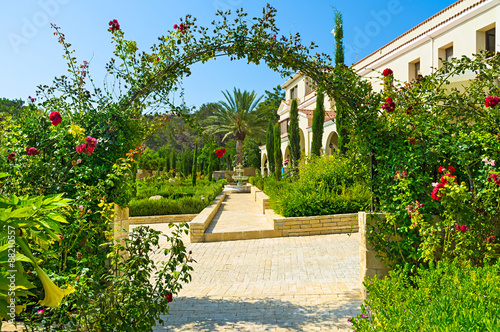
[{"x1": 204, "y1": 88, "x2": 268, "y2": 165}]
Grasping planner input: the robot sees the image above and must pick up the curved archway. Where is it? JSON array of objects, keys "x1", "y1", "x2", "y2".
[
  {"x1": 112, "y1": 6, "x2": 335, "y2": 118},
  {"x1": 261, "y1": 153, "x2": 268, "y2": 176},
  {"x1": 325, "y1": 131, "x2": 339, "y2": 155},
  {"x1": 299, "y1": 129, "x2": 306, "y2": 155},
  {"x1": 284, "y1": 145, "x2": 290, "y2": 166}
]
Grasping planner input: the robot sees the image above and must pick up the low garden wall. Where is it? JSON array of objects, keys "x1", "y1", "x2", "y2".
[
  {"x1": 129, "y1": 214, "x2": 197, "y2": 224},
  {"x1": 265, "y1": 209, "x2": 358, "y2": 237},
  {"x1": 251, "y1": 186, "x2": 271, "y2": 213},
  {"x1": 189, "y1": 192, "x2": 227, "y2": 243}
]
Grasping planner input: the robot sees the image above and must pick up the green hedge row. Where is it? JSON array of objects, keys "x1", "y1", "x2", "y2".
[{"x1": 129, "y1": 179, "x2": 224, "y2": 216}]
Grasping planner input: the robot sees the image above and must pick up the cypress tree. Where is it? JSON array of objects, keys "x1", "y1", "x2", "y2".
[
  {"x1": 192, "y1": 140, "x2": 198, "y2": 186},
  {"x1": 288, "y1": 99, "x2": 300, "y2": 168},
  {"x1": 311, "y1": 91, "x2": 325, "y2": 157},
  {"x1": 266, "y1": 120, "x2": 275, "y2": 175},
  {"x1": 334, "y1": 9, "x2": 348, "y2": 154},
  {"x1": 183, "y1": 150, "x2": 189, "y2": 176},
  {"x1": 274, "y1": 122, "x2": 282, "y2": 181},
  {"x1": 207, "y1": 145, "x2": 214, "y2": 181},
  {"x1": 171, "y1": 150, "x2": 177, "y2": 171},
  {"x1": 165, "y1": 155, "x2": 170, "y2": 173}
]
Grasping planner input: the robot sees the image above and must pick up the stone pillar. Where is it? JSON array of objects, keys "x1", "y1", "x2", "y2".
[
  {"x1": 358, "y1": 212, "x2": 391, "y2": 298},
  {"x1": 113, "y1": 204, "x2": 130, "y2": 260}
]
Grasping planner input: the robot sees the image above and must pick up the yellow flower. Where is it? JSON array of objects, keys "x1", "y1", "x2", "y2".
[
  {"x1": 68, "y1": 124, "x2": 85, "y2": 139},
  {"x1": 35, "y1": 266, "x2": 75, "y2": 308}
]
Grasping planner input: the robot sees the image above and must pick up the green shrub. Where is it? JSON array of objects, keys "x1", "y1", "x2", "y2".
[
  {"x1": 249, "y1": 176, "x2": 265, "y2": 190},
  {"x1": 262, "y1": 155, "x2": 370, "y2": 217},
  {"x1": 350, "y1": 260, "x2": 500, "y2": 331}
]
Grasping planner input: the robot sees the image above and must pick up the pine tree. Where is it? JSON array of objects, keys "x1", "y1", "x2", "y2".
[
  {"x1": 192, "y1": 140, "x2": 198, "y2": 186},
  {"x1": 288, "y1": 99, "x2": 300, "y2": 168},
  {"x1": 274, "y1": 122, "x2": 282, "y2": 180},
  {"x1": 311, "y1": 91, "x2": 325, "y2": 157},
  {"x1": 266, "y1": 120, "x2": 275, "y2": 175},
  {"x1": 334, "y1": 9, "x2": 348, "y2": 154}
]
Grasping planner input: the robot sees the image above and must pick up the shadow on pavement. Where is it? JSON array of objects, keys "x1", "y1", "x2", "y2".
[{"x1": 157, "y1": 293, "x2": 362, "y2": 331}]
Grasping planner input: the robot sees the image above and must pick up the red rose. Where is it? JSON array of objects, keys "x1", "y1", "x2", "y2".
[
  {"x1": 166, "y1": 292, "x2": 173, "y2": 302},
  {"x1": 431, "y1": 183, "x2": 445, "y2": 200},
  {"x1": 447, "y1": 165, "x2": 455, "y2": 173},
  {"x1": 7, "y1": 152, "x2": 15, "y2": 162},
  {"x1": 382, "y1": 68, "x2": 393, "y2": 77},
  {"x1": 86, "y1": 136, "x2": 97, "y2": 149},
  {"x1": 382, "y1": 97, "x2": 395, "y2": 113},
  {"x1": 173, "y1": 24, "x2": 178, "y2": 29},
  {"x1": 26, "y1": 147, "x2": 39, "y2": 156},
  {"x1": 49, "y1": 111, "x2": 62, "y2": 126},
  {"x1": 485, "y1": 96, "x2": 500, "y2": 108},
  {"x1": 109, "y1": 19, "x2": 120, "y2": 32},
  {"x1": 222, "y1": 148, "x2": 226, "y2": 154}
]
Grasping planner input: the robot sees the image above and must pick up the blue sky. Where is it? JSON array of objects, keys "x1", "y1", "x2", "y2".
[{"x1": 0, "y1": 0, "x2": 456, "y2": 109}]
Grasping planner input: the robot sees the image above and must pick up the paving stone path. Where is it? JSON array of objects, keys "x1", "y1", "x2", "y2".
[{"x1": 132, "y1": 192, "x2": 363, "y2": 331}]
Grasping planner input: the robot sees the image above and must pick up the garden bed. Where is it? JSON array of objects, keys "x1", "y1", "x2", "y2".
[{"x1": 129, "y1": 178, "x2": 225, "y2": 217}]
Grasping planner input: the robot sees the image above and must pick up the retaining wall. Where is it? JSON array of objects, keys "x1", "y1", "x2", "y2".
[
  {"x1": 265, "y1": 209, "x2": 358, "y2": 237},
  {"x1": 189, "y1": 192, "x2": 227, "y2": 243}
]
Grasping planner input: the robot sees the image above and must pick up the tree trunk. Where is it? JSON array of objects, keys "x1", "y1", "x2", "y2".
[{"x1": 236, "y1": 139, "x2": 243, "y2": 166}]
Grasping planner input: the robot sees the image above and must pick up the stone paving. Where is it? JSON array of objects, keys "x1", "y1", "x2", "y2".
[
  {"x1": 205, "y1": 193, "x2": 273, "y2": 233},
  {"x1": 131, "y1": 213, "x2": 363, "y2": 331}
]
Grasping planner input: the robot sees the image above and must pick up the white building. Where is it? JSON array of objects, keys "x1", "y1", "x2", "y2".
[
  {"x1": 260, "y1": 0, "x2": 499, "y2": 175},
  {"x1": 352, "y1": 0, "x2": 499, "y2": 90},
  {"x1": 259, "y1": 73, "x2": 338, "y2": 175}
]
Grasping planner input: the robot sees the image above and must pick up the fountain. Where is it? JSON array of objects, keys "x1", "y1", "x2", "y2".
[{"x1": 224, "y1": 164, "x2": 250, "y2": 193}]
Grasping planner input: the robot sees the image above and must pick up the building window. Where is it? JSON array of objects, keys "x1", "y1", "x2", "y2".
[
  {"x1": 279, "y1": 119, "x2": 289, "y2": 135},
  {"x1": 414, "y1": 61, "x2": 420, "y2": 79},
  {"x1": 486, "y1": 28, "x2": 496, "y2": 54},
  {"x1": 445, "y1": 46, "x2": 453, "y2": 62},
  {"x1": 290, "y1": 85, "x2": 297, "y2": 100}
]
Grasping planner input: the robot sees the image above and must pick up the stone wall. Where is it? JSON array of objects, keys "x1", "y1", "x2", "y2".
[
  {"x1": 189, "y1": 192, "x2": 227, "y2": 243},
  {"x1": 113, "y1": 205, "x2": 130, "y2": 260},
  {"x1": 129, "y1": 214, "x2": 197, "y2": 224},
  {"x1": 358, "y1": 212, "x2": 391, "y2": 298},
  {"x1": 266, "y1": 209, "x2": 358, "y2": 237}
]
